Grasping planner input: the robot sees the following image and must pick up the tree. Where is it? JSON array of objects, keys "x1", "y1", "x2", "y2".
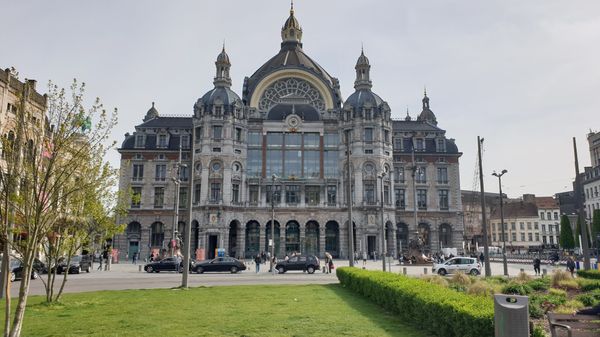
[
  {"x1": 575, "y1": 215, "x2": 592, "y2": 248},
  {"x1": 0, "y1": 79, "x2": 118, "y2": 337},
  {"x1": 559, "y1": 215, "x2": 575, "y2": 250}
]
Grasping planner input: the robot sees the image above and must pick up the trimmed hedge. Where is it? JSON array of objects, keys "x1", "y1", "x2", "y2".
[
  {"x1": 577, "y1": 269, "x2": 600, "y2": 280},
  {"x1": 336, "y1": 267, "x2": 494, "y2": 337}
]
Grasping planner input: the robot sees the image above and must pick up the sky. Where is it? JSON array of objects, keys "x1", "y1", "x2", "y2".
[{"x1": 3, "y1": 0, "x2": 599, "y2": 198}]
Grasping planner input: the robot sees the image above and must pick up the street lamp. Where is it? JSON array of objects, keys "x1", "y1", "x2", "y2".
[
  {"x1": 379, "y1": 171, "x2": 387, "y2": 271},
  {"x1": 492, "y1": 169, "x2": 508, "y2": 276},
  {"x1": 269, "y1": 174, "x2": 277, "y2": 273}
]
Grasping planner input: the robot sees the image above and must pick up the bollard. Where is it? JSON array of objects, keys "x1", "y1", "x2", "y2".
[
  {"x1": 423, "y1": 267, "x2": 428, "y2": 275},
  {"x1": 138, "y1": 265, "x2": 142, "y2": 272},
  {"x1": 403, "y1": 267, "x2": 407, "y2": 275},
  {"x1": 520, "y1": 268, "x2": 524, "y2": 273},
  {"x1": 494, "y1": 294, "x2": 529, "y2": 337},
  {"x1": 542, "y1": 269, "x2": 547, "y2": 276}
]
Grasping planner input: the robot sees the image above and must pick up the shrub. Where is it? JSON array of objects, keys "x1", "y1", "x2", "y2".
[
  {"x1": 556, "y1": 279, "x2": 580, "y2": 291},
  {"x1": 576, "y1": 290, "x2": 600, "y2": 307},
  {"x1": 337, "y1": 267, "x2": 494, "y2": 337},
  {"x1": 423, "y1": 275, "x2": 449, "y2": 287},
  {"x1": 548, "y1": 288, "x2": 567, "y2": 297},
  {"x1": 531, "y1": 324, "x2": 548, "y2": 337},
  {"x1": 467, "y1": 281, "x2": 498, "y2": 297},
  {"x1": 450, "y1": 272, "x2": 472, "y2": 287},
  {"x1": 576, "y1": 278, "x2": 600, "y2": 291},
  {"x1": 515, "y1": 271, "x2": 532, "y2": 283},
  {"x1": 555, "y1": 299, "x2": 585, "y2": 314},
  {"x1": 551, "y1": 270, "x2": 572, "y2": 287},
  {"x1": 577, "y1": 269, "x2": 600, "y2": 280},
  {"x1": 485, "y1": 276, "x2": 509, "y2": 285},
  {"x1": 526, "y1": 278, "x2": 550, "y2": 291},
  {"x1": 501, "y1": 282, "x2": 533, "y2": 295}
]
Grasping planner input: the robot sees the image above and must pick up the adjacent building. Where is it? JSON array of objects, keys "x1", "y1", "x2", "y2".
[
  {"x1": 583, "y1": 130, "x2": 600, "y2": 221},
  {"x1": 115, "y1": 6, "x2": 463, "y2": 261}
]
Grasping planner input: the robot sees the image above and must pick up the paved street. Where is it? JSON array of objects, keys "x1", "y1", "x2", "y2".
[{"x1": 11, "y1": 258, "x2": 597, "y2": 298}]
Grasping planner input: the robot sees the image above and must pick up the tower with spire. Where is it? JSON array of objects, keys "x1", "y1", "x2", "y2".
[
  {"x1": 417, "y1": 88, "x2": 437, "y2": 125},
  {"x1": 214, "y1": 45, "x2": 232, "y2": 88},
  {"x1": 281, "y1": 1, "x2": 302, "y2": 45}
]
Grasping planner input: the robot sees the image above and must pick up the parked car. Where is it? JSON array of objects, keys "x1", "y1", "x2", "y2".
[
  {"x1": 54, "y1": 255, "x2": 92, "y2": 274},
  {"x1": 193, "y1": 257, "x2": 246, "y2": 274},
  {"x1": 144, "y1": 257, "x2": 194, "y2": 273},
  {"x1": 432, "y1": 257, "x2": 481, "y2": 276},
  {"x1": 7, "y1": 258, "x2": 46, "y2": 281},
  {"x1": 275, "y1": 255, "x2": 320, "y2": 274}
]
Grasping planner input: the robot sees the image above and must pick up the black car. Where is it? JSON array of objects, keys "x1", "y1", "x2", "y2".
[
  {"x1": 144, "y1": 257, "x2": 194, "y2": 273},
  {"x1": 8, "y1": 258, "x2": 46, "y2": 281},
  {"x1": 55, "y1": 255, "x2": 92, "y2": 274},
  {"x1": 275, "y1": 255, "x2": 320, "y2": 274},
  {"x1": 193, "y1": 257, "x2": 246, "y2": 274}
]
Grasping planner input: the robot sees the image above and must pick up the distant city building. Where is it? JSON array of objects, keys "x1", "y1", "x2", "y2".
[
  {"x1": 460, "y1": 190, "x2": 503, "y2": 249},
  {"x1": 490, "y1": 194, "x2": 560, "y2": 250},
  {"x1": 114, "y1": 6, "x2": 463, "y2": 261}
]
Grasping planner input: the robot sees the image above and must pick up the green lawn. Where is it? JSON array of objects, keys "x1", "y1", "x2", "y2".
[{"x1": 4, "y1": 284, "x2": 430, "y2": 337}]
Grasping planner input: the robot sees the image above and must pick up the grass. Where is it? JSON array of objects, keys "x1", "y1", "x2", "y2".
[{"x1": 3, "y1": 285, "x2": 430, "y2": 337}]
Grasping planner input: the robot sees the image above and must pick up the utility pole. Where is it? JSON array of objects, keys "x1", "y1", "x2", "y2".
[
  {"x1": 493, "y1": 170, "x2": 509, "y2": 276},
  {"x1": 182, "y1": 128, "x2": 194, "y2": 288},
  {"x1": 573, "y1": 137, "x2": 591, "y2": 270},
  {"x1": 478, "y1": 136, "x2": 491, "y2": 277},
  {"x1": 346, "y1": 130, "x2": 355, "y2": 267}
]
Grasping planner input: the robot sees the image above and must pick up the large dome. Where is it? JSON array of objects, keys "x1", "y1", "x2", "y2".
[{"x1": 194, "y1": 87, "x2": 241, "y2": 115}]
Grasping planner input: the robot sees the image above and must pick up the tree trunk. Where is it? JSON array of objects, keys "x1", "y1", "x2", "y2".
[{"x1": 8, "y1": 255, "x2": 34, "y2": 337}]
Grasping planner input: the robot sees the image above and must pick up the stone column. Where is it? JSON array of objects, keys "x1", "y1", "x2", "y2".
[
  {"x1": 259, "y1": 223, "x2": 265, "y2": 255},
  {"x1": 239, "y1": 224, "x2": 246, "y2": 259},
  {"x1": 319, "y1": 225, "x2": 326, "y2": 258},
  {"x1": 299, "y1": 223, "x2": 306, "y2": 255}
]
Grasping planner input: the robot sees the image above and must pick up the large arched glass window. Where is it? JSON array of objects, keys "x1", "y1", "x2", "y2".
[
  {"x1": 245, "y1": 221, "x2": 260, "y2": 258},
  {"x1": 285, "y1": 221, "x2": 300, "y2": 254}
]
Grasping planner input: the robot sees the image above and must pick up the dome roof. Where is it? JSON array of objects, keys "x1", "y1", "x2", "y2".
[
  {"x1": 243, "y1": 44, "x2": 341, "y2": 107},
  {"x1": 143, "y1": 102, "x2": 159, "y2": 122},
  {"x1": 216, "y1": 47, "x2": 230, "y2": 64},
  {"x1": 195, "y1": 86, "x2": 241, "y2": 113},
  {"x1": 344, "y1": 89, "x2": 384, "y2": 111}
]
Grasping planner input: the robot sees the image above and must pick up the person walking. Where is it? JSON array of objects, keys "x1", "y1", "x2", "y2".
[
  {"x1": 254, "y1": 254, "x2": 261, "y2": 273},
  {"x1": 479, "y1": 252, "x2": 485, "y2": 265},
  {"x1": 566, "y1": 257, "x2": 576, "y2": 277},
  {"x1": 97, "y1": 255, "x2": 103, "y2": 271},
  {"x1": 362, "y1": 251, "x2": 367, "y2": 266},
  {"x1": 533, "y1": 257, "x2": 541, "y2": 276}
]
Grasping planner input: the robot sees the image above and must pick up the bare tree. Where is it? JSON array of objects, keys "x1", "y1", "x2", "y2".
[{"x1": 0, "y1": 79, "x2": 118, "y2": 337}]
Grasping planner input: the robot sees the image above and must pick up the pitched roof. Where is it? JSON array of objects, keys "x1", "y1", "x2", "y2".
[
  {"x1": 535, "y1": 196, "x2": 558, "y2": 209},
  {"x1": 138, "y1": 116, "x2": 192, "y2": 128},
  {"x1": 490, "y1": 201, "x2": 538, "y2": 219}
]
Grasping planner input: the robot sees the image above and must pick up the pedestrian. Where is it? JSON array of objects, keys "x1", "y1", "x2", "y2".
[
  {"x1": 479, "y1": 252, "x2": 485, "y2": 265},
  {"x1": 325, "y1": 252, "x2": 333, "y2": 274},
  {"x1": 133, "y1": 252, "x2": 138, "y2": 264},
  {"x1": 566, "y1": 257, "x2": 576, "y2": 277},
  {"x1": 126, "y1": 252, "x2": 129, "y2": 263},
  {"x1": 254, "y1": 254, "x2": 261, "y2": 273},
  {"x1": 284, "y1": 254, "x2": 289, "y2": 262},
  {"x1": 533, "y1": 257, "x2": 541, "y2": 275},
  {"x1": 97, "y1": 255, "x2": 103, "y2": 271},
  {"x1": 362, "y1": 251, "x2": 367, "y2": 266}
]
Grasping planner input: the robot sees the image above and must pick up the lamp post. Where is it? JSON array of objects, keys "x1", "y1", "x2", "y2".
[
  {"x1": 492, "y1": 169, "x2": 508, "y2": 276},
  {"x1": 269, "y1": 174, "x2": 277, "y2": 273},
  {"x1": 379, "y1": 171, "x2": 387, "y2": 271}
]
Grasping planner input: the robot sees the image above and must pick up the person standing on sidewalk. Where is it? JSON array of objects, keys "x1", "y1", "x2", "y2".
[
  {"x1": 254, "y1": 254, "x2": 261, "y2": 273},
  {"x1": 566, "y1": 257, "x2": 576, "y2": 277},
  {"x1": 533, "y1": 257, "x2": 541, "y2": 276}
]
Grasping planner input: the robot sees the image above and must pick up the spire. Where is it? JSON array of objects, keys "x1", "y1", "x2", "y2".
[
  {"x1": 281, "y1": 1, "x2": 303, "y2": 46},
  {"x1": 214, "y1": 45, "x2": 232, "y2": 88},
  {"x1": 417, "y1": 89, "x2": 437, "y2": 125},
  {"x1": 354, "y1": 47, "x2": 372, "y2": 90},
  {"x1": 405, "y1": 107, "x2": 412, "y2": 121}
]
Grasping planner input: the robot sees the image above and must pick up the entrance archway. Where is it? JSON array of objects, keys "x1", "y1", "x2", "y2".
[
  {"x1": 150, "y1": 222, "x2": 164, "y2": 248},
  {"x1": 229, "y1": 220, "x2": 240, "y2": 258},
  {"x1": 305, "y1": 221, "x2": 320, "y2": 256},
  {"x1": 439, "y1": 223, "x2": 452, "y2": 249},
  {"x1": 245, "y1": 221, "x2": 260, "y2": 258},
  {"x1": 285, "y1": 221, "x2": 300, "y2": 254},
  {"x1": 325, "y1": 221, "x2": 340, "y2": 257},
  {"x1": 126, "y1": 222, "x2": 141, "y2": 261},
  {"x1": 265, "y1": 220, "x2": 281, "y2": 257}
]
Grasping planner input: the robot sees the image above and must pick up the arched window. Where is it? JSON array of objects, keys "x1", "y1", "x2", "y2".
[
  {"x1": 150, "y1": 222, "x2": 164, "y2": 247},
  {"x1": 439, "y1": 223, "x2": 452, "y2": 248}
]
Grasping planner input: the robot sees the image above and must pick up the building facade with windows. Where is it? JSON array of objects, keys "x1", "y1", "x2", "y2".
[
  {"x1": 583, "y1": 131, "x2": 600, "y2": 221},
  {"x1": 114, "y1": 6, "x2": 463, "y2": 261}
]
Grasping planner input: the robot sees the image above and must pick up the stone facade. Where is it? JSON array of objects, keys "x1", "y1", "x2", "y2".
[{"x1": 114, "y1": 6, "x2": 463, "y2": 261}]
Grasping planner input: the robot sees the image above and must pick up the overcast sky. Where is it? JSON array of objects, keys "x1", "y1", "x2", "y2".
[{"x1": 3, "y1": 0, "x2": 599, "y2": 198}]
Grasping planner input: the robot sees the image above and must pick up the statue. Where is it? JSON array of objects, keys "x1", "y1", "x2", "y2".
[{"x1": 406, "y1": 230, "x2": 432, "y2": 264}]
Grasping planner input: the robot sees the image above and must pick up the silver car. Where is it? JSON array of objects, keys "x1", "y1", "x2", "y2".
[{"x1": 432, "y1": 257, "x2": 481, "y2": 276}]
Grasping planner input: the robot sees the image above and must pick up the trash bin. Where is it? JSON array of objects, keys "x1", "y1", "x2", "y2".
[{"x1": 494, "y1": 294, "x2": 529, "y2": 337}]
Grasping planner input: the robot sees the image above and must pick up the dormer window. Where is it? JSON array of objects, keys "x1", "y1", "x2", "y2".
[
  {"x1": 157, "y1": 134, "x2": 168, "y2": 148},
  {"x1": 135, "y1": 134, "x2": 145, "y2": 148},
  {"x1": 416, "y1": 138, "x2": 424, "y2": 152},
  {"x1": 214, "y1": 106, "x2": 222, "y2": 116},
  {"x1": 181, "y1": 135, "x2": 189, "y2": 149},
  {"x1": 437, "y1": 138, "x2": 446, "y2": 152}
]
